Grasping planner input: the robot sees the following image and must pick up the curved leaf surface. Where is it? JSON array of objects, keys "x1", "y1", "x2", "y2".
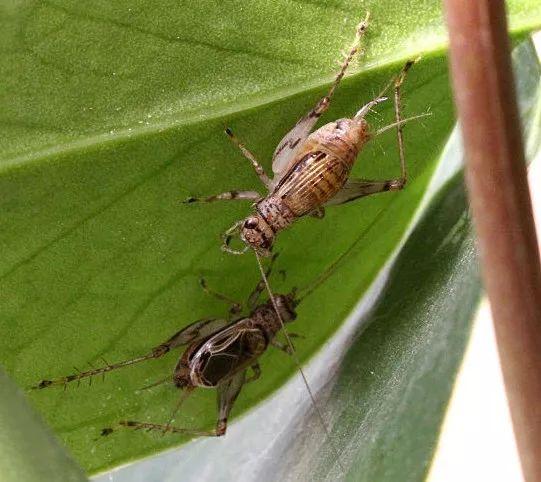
[{"x1": 0, "y1": 0, "x2": 540, "y2": 475}]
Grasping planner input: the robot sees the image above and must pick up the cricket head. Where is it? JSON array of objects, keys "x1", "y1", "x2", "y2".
[{"x1": 240, "y1": 214, "x2": 274, "y2": 256}]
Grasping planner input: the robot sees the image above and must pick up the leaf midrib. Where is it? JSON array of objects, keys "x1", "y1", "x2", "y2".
[{"x1": 0, "y1": 46, "x2": 451, "y2": 174}]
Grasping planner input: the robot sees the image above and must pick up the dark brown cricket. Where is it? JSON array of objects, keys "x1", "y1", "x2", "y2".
[{"x1": 34, "y1": 256, "x2": 304, "y2": 437}]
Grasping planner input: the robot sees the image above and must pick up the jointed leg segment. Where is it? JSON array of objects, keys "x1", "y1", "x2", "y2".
[
  {"x1": 199, "y1": 278, "x2": 242, "y2": 315},
  {"x1": 225, "y1": 128, "x2": 271, "y2": 188},
  {"x1": 311, "y1": 13, "x2": 371, "y2": 120},
  {"x1": 184, "y1": 190, "x2": 261, "y2": 204},
  {"x1": 247, "y1": 253, "x2": 279, "y2": 309},
  {"x1": 34, "y1": 318, "x2": 228, "y2": 389}
]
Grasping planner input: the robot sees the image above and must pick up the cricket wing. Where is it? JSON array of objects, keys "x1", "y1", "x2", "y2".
[
  {"x1": 271, "y1": 107, "x2": 323, "y2": 182},
  {"x1": 325, "y1": 178, "x2": 396, "y2": 206},
  {"x1": 163, "y1": 318, "x2": 229, "y2": 351},
  {"x1": 194, "y1": 321, "x2": 267, "y2": 386}
]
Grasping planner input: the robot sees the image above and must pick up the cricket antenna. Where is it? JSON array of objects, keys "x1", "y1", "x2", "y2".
[{"x1": 253, "y1": 250, "x2": 345, "y2": 474}]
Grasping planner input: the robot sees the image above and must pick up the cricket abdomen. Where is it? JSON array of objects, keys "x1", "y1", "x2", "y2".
[
  {"x1": 273, "y1": 150, "x2": 352, "y2": 217},
  {"x1": 269, "y1": 118, "x2": 370, "y2": 218},
  {"x1": 188, "y1": 319, "x2": 268, "y2": 388}
]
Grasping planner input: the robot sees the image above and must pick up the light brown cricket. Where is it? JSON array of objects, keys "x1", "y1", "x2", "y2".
[{"x1": 185, "y1": 14, "x2": 423, "y2": 256}]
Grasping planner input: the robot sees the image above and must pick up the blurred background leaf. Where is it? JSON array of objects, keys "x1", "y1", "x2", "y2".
[{"x1": 0, "y1": 368, "x2": 87, "y2": 482}]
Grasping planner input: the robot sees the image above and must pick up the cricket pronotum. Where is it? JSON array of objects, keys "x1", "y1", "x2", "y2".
[{"x1": 185, "y1": 13, "x2": 427, "y2": 257}]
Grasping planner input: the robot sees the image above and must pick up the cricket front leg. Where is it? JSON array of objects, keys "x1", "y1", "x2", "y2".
[
  {"x1": 199, "y1": 278, "x2": 243, "y2": 316},
  {"x1": 271, "y1": 339, "x2": 295, "y2": 355},
  {"x1": 224, "y1": 127, "x2": 272, "y2": 189}
]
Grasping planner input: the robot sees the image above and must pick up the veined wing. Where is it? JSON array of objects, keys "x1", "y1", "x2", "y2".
[
  {"x1": 271, "y1": 100, "x2": 327, "y2": 184},
  {"x1": 192, "y1": 320, "x2": 267, "y2": 386},
  {"x1": 163, "y1": 317, "x2": 230, "y2": 351}
]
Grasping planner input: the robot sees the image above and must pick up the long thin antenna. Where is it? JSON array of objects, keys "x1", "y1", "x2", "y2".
[
  {"x1": 254, "y1": 250, "x2": 345, "y2": 474},
  {"x1": 374, "y1": 112, "x2": 432, "y2": 137}
]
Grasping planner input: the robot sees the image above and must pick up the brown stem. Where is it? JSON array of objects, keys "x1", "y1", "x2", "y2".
[{"x1": 444, "y1": 2, "x2": 541, "y2": 481}]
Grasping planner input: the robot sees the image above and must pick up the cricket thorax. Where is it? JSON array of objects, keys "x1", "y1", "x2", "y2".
[{"x1": 252, "y1": 294, "x2": 297, "y2": 336}]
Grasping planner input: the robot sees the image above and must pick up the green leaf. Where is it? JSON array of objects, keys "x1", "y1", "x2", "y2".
[
  {"x1": 0, "y1": 0, "x2": 540, "y2": 476},
  {"x1": 94, "y1": 39, "x2": 541, "y2": 482},
  {"x1": 0, "y1": 368, "x2": 87, "y2": 482}
]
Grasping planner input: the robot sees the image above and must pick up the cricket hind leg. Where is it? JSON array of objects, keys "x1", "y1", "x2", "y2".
[
  {"x1": 120, "y1": 371, "x2": 247, "y2": 437},
  {"x1": 343, "y1": 59, "x2": 418, "y2": 202},
  {"x1": 324, "y1": 177, "x2": 406, "y2": 207},
  {"x1": 33, "y1": 318, "x2": 228, "y2": 390},
  {"x1": 325, "y1": 13, "x2": 371, "y2": 104},
  {"x1": 390, "y1": 59, "x2": 416, "y2": 189}
]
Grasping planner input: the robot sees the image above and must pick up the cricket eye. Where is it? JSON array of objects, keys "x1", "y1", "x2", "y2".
[{"x1": 244, "y1": 218, "x2": 259, "y2": 229}]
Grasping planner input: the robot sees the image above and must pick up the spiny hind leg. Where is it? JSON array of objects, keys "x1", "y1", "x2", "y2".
[
  {"x1": 199, "y1": 278, "x2": 242, "y2": 315},
  {"x1": 121, "y1": 372, "x2": 246, "y2": 438},
  {"x1": 309, "y1": 13, "x2": 371, "y2": 117},
  {"x1": 184, "y1": 190, "x2": 261, "y2": 204},
  {"x1": 34, "y1": 318, "x2": 228, "y2": 390},
  {"x1": 325, "y1": 178, "x2": 407, "y2": 207},
  {"x1": 356, "y1": 59, "x2": 417, "y2": 189},
  {"x1": 271, "y1": 14, "x2": 370, "y2": 177},
  {"x1": 224, "y1": 128, "x2": 271, "y2": 189},
  {"x1": 392, "y1": 59, "x2": 416, "y2": 187},
  {"x1": 34, "y1": 348, "x2": 165, "y2": 390},
  {"x1": 323, "y1": 12, "x2": 371, "y2": 105},
  {"x1": 119, "y1": 420, "x2": 225, "y2": 437}
]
